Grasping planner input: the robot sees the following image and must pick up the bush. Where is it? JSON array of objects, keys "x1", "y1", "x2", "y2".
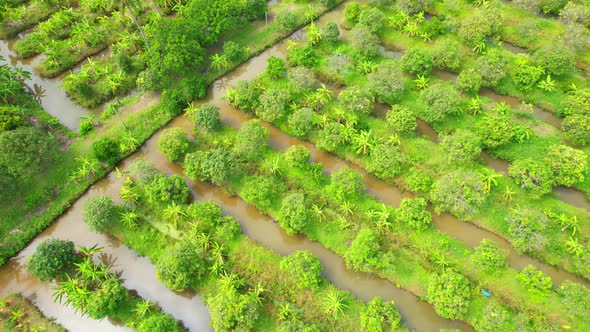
[
  {"x1": 366, "y1": 144, "x2": 404, "y2": 181},
  {"x1": 128, "y1": 160, "x2": 160, "y2": 185},
  {"x1": 0, "y1": 127, "x2": 55, "y2": 177},
  {"x1": 156, "y1": 242, "x2": 209, "y2": 291},
  {"x1": 358, "y1": 7, "x2": 386, "y2": 34},
  {"x1": 92, "y1": 137, "x2": 120, "y2": 165},
  {"x1": 559, "y1": 281, "x2": 590, "y2": 320},
  {"x1": 545, "y1": 145, "x2": 587, "y2": 186},
  {"x1": 321, "y1": 22, "x2": 340, "y2": 44},
  {"x1": 427, "y1": 270, "x2": 472, "y2": 319},
  {"x1": 431, "y1": 170, "x2": 487, "y2": 220},
  {"x1": 285, "y1": 145, "x2": 311, "y2": 168},
  {"x1": 344, "y1": 2, "x2": 361, "y2": 22},
  {"x1": 458, "y1": 5, "x2": 503, "y2": 45},
  {"x1": 160, "y1": 89, "x2": 188, "y2": 115},
  {"x1": 360, "y1": 298, "x2": 401, "y2": 331},
  {"x1": 475, "y1": 114, "x2": 516, "y2": 148},
  {"x1": 275, "y1": 10, "x2": 298, "y2": 33},
  {"x1": 317, "y1": 122, "x2": 345, "y2": 152},
  {"x1": 27, "y1": 239, "x2": 79, "y2": 281},
  {"x1": 144, "y1": 173, "x2": 191, "y2": 205},
  {"x1": 563, "y1": 115, "x2": 590, "y2": 146},
  {"x1": 208, "y1": 282, "x2": 260, "y2": 332},
  {"x1": 511, "y1": 62, "x2": 544, "y2": 92},
  {"x1": 386, "y1": 105, "x2": 416, "y2": 134},
  {"x1": 235, "y1": 120, "x2": 269, "y2": 162},
  {"x1": 457, "y1": 68, "x2": 482, "y2": 93},
  {"x1": 350, "y1": 26, "x2": 380, "y2": 58},
  {"x1": 266, "y1": 56, "x2": 287, "y2": 80},
  {"x1": 241, "y1": 176, "x2": 282, "y2": 212},
  {"x1": 287, "y1": 45, "x2": 321, "y2": 68},
  {"x1": 476, "y1": 49, "x2": 507, "y2": 88},
  {"x1": 366, "y1": 62, "x2": 406, "y2": 104},
  {"x1": 417, "y1": 84, "x2": 461, "y2": 123},
  {"x1": 517, "y1": 265, "x2": 552, "y2": 297},
  {"x1": 158, "y1": 128, "x2": 191, "y2": 163},
  {"x1": 472, "y1": 239, "x2": 506, "y2": 273},
  {"x1": 327, "y1": 166, "x2": 365, "y2": 203},
  {"x1": 396, "y1": 198, "x2": 432, "y2": 230},
  {"x1": 0, "y1": 106, "x2": 25, "y2": 133},
  {"x1": 184, "y1": 148, "x2": 236, "y2": 186},
  {"x1": 508, "y1": 159, "x2": 553, "y2": 198},
  {"x1": 191, "y1": 104, "x2": 221, "y2": 132},
  {"x1": 288, "y1": 107, "x2": 315, "y2": 138},
  {"x1": 533, "y1": 44, "x2": 575, "y2": 76},
  {"x1": 405, "y1": 168, "x2": 433, "y2": 193},
  {"x1": 345, "y1": 228, "x2": 380, "y2": 272},
  {"x1": 279, "y1": 193, "x2": 309, "y2": 235},
  {"x1": 223, "y1": 41, "x2": 247, "y2": 62},
  {"x1": 439, "y1": 129, "x2": 482, "y2": 164},
  {"x1": 288, "y1": 67, "x2": 316, "y2": 91},
  {"x1": 83, "y1": 196, "x2": 116, "y2": 231},
  {"x1": 280, "y1": 251, "x2": 322, "y2": 290},
  {"x1": 86, "y1": 278, "x2": 127, "y2": 319},
  {"x1": 474, "y1": 302, "x2": 510, "y2": 332},
  {"x1": 338, "y1": 86, "x2": 372, "y2": 115},
  {"x1": 138, "y1": 313, "x2": 183, "y2": 332},
  {"x1": 401, "y1": 48, "x2": 433, "y2": 76},
  {"x1": 397, "y1": 0, "x2": 431, "y2": 14},
  {"x1": 227, "y1": 80, "x2": 261, "y2": 113},
  {"x1": 507, "y1": 206, "x2": 547, "y2": 254},
  {"x1": 258, "y1": 88, "x2": 290, "y2": 123},
  {"x1": 432, "y1": 39, "x2": 462, "y2": 72}
]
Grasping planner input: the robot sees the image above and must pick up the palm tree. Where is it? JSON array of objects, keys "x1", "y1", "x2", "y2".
[
  {"x1": 478, "y1": 169, "x2": 500, "y2": 193},
  {"x1": 360, "y1": 60, "x2": 376, "y2": 74},
  {"x1": 414, "y1": 74, "x2": 429, "y2": 90},
  {"x1": 502, "y1": 186, "x2": 515, "y2": 202},
  {"x1": 278, "y1": 302, "x2": 297, "y2": 322},
  {"x1": 565, "y1": 237, "x2": 584, "y2": 257},
  {"x1": 120, "y1": 131, "x2": 140, "y2": 153},
  {"x1": 122, "y1": 0, "x2": 151, "y2": 51},
  {"x1": 403, "y1": 21, "x2": 418, "y2": 37},
  {"x1": 120, "y1": 210, "x2": 139, "y2": 228},
  {"x1": 339, "y1": 201, "x2": 354, "y2": 217},
  {"x1": 306, "y1": 22, "x2": 321, "y2": 45},
  {"x1": 352, "y1": 130, "x2": 376, "y2": 155},
  {"x1": 322, "y1": 289, "x2": 348, "y2": 317},
  {"x1": 78, "y1": 244, "x2": 103, "y2": 258},
  {"x1": 311, "y1": 204, "x2": 325, "y2": 222},
  {"x1": 467, "y1": 96, "x2": 482, "y2": 115},
  {"x1": 210, "y1": 54, "x2": 228, "y2": 71},
  {"x1": 163, "y1": 202, "x2": 186, "y2": 228},
  {"x1": 132, "y1": 299, "x2": 153, "y2": 318},
  {"x1": 538, "y1": 75, "x2": 556, "y2": 92},
  {"x1": 304, "y1": 4, "x2": 318, "y2": 21}
]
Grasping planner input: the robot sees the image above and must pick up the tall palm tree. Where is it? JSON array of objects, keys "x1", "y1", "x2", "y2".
[{"x1": 163, "y1": 202, "x2": 186, "y2": 228}]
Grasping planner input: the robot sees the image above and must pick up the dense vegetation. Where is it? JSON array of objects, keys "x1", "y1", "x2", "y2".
[{"x1": 2, "y1": 0, "x2": 590, "y2": 330}]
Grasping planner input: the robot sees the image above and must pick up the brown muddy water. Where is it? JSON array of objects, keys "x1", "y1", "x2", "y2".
[{"x1": 0, "y1": 38, "x2": 93, "y2": 131}]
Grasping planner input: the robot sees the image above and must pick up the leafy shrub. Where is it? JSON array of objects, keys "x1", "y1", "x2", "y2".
[
  {"x1": 234, "y1": 120, "x2": 269, "y2": 162},
  {"x1": 83, "y1": 196, "x2": 116, "y2": 231},
  {"x1": 156, "y1": 242, "x2": 209, "y2": 291},
  {"x1": 350, "y1": 26, "x2": 380, "y2": 58},
  {"x1": 517, "y1": 265, "x2": 552, "y2": 296},
  {"x1": 405, "y1": 168, "x2": 433, "y2": 193},
  {"x1": 432, "y1": 39, "x2": 462, "y2": 72},
  {"x1": 327, "y1": 166, "x2": 365, "y2": 203},
  {"x1": 533, "y1": 44, "x2": 575, "y2": 76},
  {"x1": 508, "y1": 159, "x2": 553, "y2": 198},
  {"x1": 474, "y1": 302, "x2": 510, "y2": 332},
  {"x1": 0, "y1": 127, "x2": 55, "y2": 177},
  {"x1": 472, "y1": 239, "x2": 506, "y2": 273},
  {"x1": 227, "y1": 80, "x2": 261, "y2": 113},
  {"x1": 358, "y1": 7, "x2": 386, "y2": 34},
  {"x1": 511, "y1": 62, "x2": 544, "y2": 91},
  {"x1": 288, "y1": 107, "x2": 315, "y2": 138},
  {"x1": 191, "y1": 104, "x2": 221, "y2": 132},
  {"x1": 287, "y1": 45, "x2": 321, "y2": 68},
  {"x1": 180, "y1": 76, "x2": 208, "y2": 101},
  {"x1": 475, "y1": 114, "x2": 516, "y2": 148},
  {"x1": 184, "y1": 148, "x2": 236, "y2": 186},
  {"x1": 507, "y1": 206, "x2": 547, "y2": 254},
  {"x1": 288, "y1": 66, "x2": 316, "y2": 91},
  {"x1": 285, "y1": 145, "x2": 311, "y2": 168},
  {"x1": 396, "y1": 198, "x2": 432, "y2": 230},
  {"x1": 138, "y1": 313, "x2": 183, "y2": 332},
  {"x1": 562, "y1": 115, "x2": 590, "y2": 146},
  {"x1": 427, "y1": 270, "x2": 472, "y2": 319},
  {"x1": 275, "y1": 10, "x2": 298, "y2": 33},
  {"x1": 360, "y1": 297, "x2": 401, "y2": 331},
  {"x1": 476, "y1": 49, "x2": 507, "y2": 88},
  {"x1": 545, "y1": 145, "x2": 587, "y2": 186},
  {"x1": 430, "y1": 170, "x2": 487, "y2": 220},
  {"x1": 92, "y1": 137, "x2": 120, "y2": 165},
  {"x1": 266, "y1": 56, "x2": 287, "y2": 80},
  {"x1": 258, "y1": 88, "x2": 290, "y2": 123},
  {"x1": 417, "y1": 83, "x2": 461, "y2": 123},
  {"x1": 86, "y1": 278, "x2": 127, "y2": 319},
  {"x1": 439, "y1": 129, "x2": 482, "y2": 164},
  {"x1": 317, "y1": 122, "x2": 345, "y2": 152},
  {"x1": 241, "y1": 176, "x2": 282, "y2": 212},
  {"x1": 222, "y1": 41, "x2": 247, "y2": 62},
  {"x1": 401, "y1": 48, "x2": 433, "y2": 76},
  {"x1": 280, "y1": 251, "x2": 322, "y2": 290},
  {"x1": 386, "y1": 105, "x2": 416, "y2": 134},
  {"x1": 160, "y1": 89, "x2": 188, "y2": 115},
  {"x1": 366, "y1": 62, "x2": 406, "y2": 104},
  {"x1": 321, "y1": 22, "x2": 340, "y2": 44},
  {"x1": 366, "y1": 144, "x2": 404, "y2": 181},
  {"x1": 338, "y1": 86, "x2": 372, "y2": 115},
  {"x1": 128, "y1": 160, "x2": 160, "y2": 185},
  {"x1": 458, "y1": 5, "x2": 503, "y2": 45},
  {"x1": 457, "y1": 68, "x2": 482, "y2": 93},
  {"x1": 0, "y1": 106, "x2": 25, "y2": 133},
  {"x1": 344, "y1": 2, "x2": 361, "y2": 22},
  {"x1": 345, "y1": 228, "x2": 380, "y2": 272},
  {"x1": 27, "y1": 239, "x2": 79, "y2": 280},
  {"x1": 279, "y1": 193, "x2": 309, "y2": 235},
  {"x1": 208, "y1": 281, "x2": 260, "y2": 332},
  {"x1": 144, "y1": 173, "x2": 191, "y2": 205},
  {"x1": 158, "y1": 128, "x2": 191, "y2": 162},
  {"x1": 558, "y1": 281, "x2": 590, "y2": 320}
]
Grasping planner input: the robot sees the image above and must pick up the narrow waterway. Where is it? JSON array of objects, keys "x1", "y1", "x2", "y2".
[{"x1": 0, "y1": 38, "x2": 91, "y2": 131}]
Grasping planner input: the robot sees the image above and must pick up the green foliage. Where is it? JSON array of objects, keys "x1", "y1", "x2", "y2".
[
  {"x1": 545, "y1": 145, "x2": 587, "y2": 186},
  {"x1": 396, "y1": 197, "x2": 432, "y2": 230},
  {"x1": 128, "y1": 160, "x2": 160, "y2": 185},
  {"x1": 360, "y1": 297, "x2": 401, "y2": 332},
  {"x1": 559, "y1": 88, "x2": 590, "y2": 117},
  {"x1": 279, "y1": 251, "x2": 322, "y2": 290},
  {"x1": 507, "y1": 206, "x2": 548, "y2": 254},
  {"x1": 317, "y1": 122, "x2": 344, "y2": 152},
  {"x1": 184, "y1": 148, "x2": 236, "y2": 186},
  {"x1": 258, "y1": 88, "x2": 290, "y2": 122},
  {"x1": 227, "y1": 80, "x2": 261, "y2": 113},
  {"x1": 144, "y1": 173, "x2": 191, "y2": 206},
  {"x1": 562, "y1": 115, "x2": 590, "y2": 146},
  {"x1": 156, "y1": 241, "x2": 209, "y2": 292},
  {"x1": 0, "y1": 127, "x2": 55, "y2": 177},
  {"x1": 508, "y1": 159, "x2": 554, "y2": 198},
  {"x1": 517, "y1": 265, "x2": 552, "y2": 297},
  {"x1": 396, "y1": 0, "x2": 431, "y2": 14},
  {"x1": 358, "y1": 7, "x2": 386, "y2": 34},
  {"x1": 275, "y1": 10, "x2": 298, "y2": 33},
  {"x1": 321, "y1": 22, "x2": 340, "y2": 44},
  {"x1": 288, "y1": 107, "x2": 315, "y2": 138},
  {"x1": 472, "y1": 239, "x2": 506, "y2": 273},
  {"x1": 266, "y1": 56, "x2": 287, "y2": 80},
  {"x1": 474, "y1": 302, "x2": 510, "y2": 332},
  {"x1": 345, "y1": 228, "x2": 380, "y2": 272},
  {"x1": 222, "y1": 41, "x2": 247, "y2": 62},
  {"x1": 386, "y1": 105, "x2": 416, "y2": 134},
  {"x1": 338, "y1": 86, "x2": 372, "y2": 115},
  {"x1": 83, "y1": 196, "x2": 116, "y2": 231},
  {"x1": 350, "y1": 26, "x2": 380, "y2": 59},
  {"x1": 511, "y1": 61, "x2": 544, "y2": 92},
  {"x1": 86, "y1": 278, "x2": 127, "y2": 319},
  {"x1": 366, "y1": 144, "x2": 404, "y2": 181},
  {"x1": 558, "y1": 281, "x2": 590, "y2": 320},
  {"x1": 327, "y1": 166, "x2": 365, "y2": 203},
  {"x1": 138, "y1": 313, "x2": 183, "y2": 332},
  {"x1": 401, "y1": 48, "x2": 433, "y2": 76},
  {"x1": 234, "y1": 120, "x2": 269, "y2": 162},
  {"x1": 279, "y1": 192, "x2": 309, "y2": 235},
  {"x1": 191, "y1": 104, "x2": 221, "y2": 132},
  {"x1": 417, "y1": 83, "x2": 461, "y2": 123},
  {"x1": 476, "y1": 49, "x2": 507, "y2": 88},
  {"x1": 207, "y1": 279, "x2": 260, "y2": 332},
  {"x1": 457, "y1": 68, "x2": 482, "y2": 93},
  {"x1": 432, "y1": 39, "x2": 463, "y2": 72},
  {"x1": 242, "y1": 176, "x2": 283, "y2": 212},
  {"x1": 288, "y1": 66, "x2": 317, "y2": 91},
  {"x1": 92, "y1": 137, "x2": 120, "y2": 166},
  {"x1": 405, "y1": 168, "x2": 433, "y2": 193},
  {"x1": 0, "y1": 106, "x2": 25, "y2": 133},
  {"x1": 344, "y1": 2, "x2": 361, "y2": 22},
  {"x1": 427, "y1": 270, "x2": 472, "y2": 319},
  {"x1": 431, "y1": 170, "x2": 487, "y2": 220},
  {"x1": 287, "y1": 45, "x2": 321, "y2": 68},
  {"x1": 458, "y1": 5, "x2": 503, "y2": 45},
  {"x1": 533, "y1": 44, "x2": 575, "y2": 76},
  {"x1": 475, "y1": 114, "x2": 516, "y2": 148},
  {"x1": 285, "y1": 145, "x2": 311, "y2": 168},
  {"x1": 366, "y1": 62, "x2": 406, "y2": 104},
  {"x1": 158, "y1": 128, "x2": 191, "y2": 163},
  {"x1": 439, "y1": 129, "x2": 482, "y2": 164},
  {"x1": 27, "y1": 239, "x2": 79, "y2": 281}
]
